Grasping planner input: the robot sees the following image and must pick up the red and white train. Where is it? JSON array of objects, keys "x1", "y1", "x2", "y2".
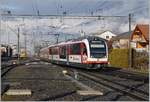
[{"x1": 39, "y1": 36, "x2": 108, "y2": 69}]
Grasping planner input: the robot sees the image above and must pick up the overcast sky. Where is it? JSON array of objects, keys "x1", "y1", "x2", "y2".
[
  {"x1": 0, "y1": 0, "x2": 149, "y2": 54},
  {"x1": 0, "y1": 0, "x2": 149, "y2": 16}
]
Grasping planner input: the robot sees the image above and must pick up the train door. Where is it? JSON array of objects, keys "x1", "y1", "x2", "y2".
[
  {"x1": 51, "y1": 47, "x2": 54, "y2": 62},
  {"x1": 59, "y1": 46, "x2": 66, "y2": 59},
  {"x1": 81, "y1": 43, "x2": 87, "y2": 63},
  {"x1": 49, "y1": 48, "x2": 52, "y2": 60},
  {"x1": 66, "y1": 45, "x2": 69, "y2": 65},
  {"x1": 59, "y1": 46, "x2": 67, "y2": 64}
]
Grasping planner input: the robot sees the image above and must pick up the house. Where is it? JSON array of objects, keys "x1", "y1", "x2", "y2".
[
  {"x1": 131, "y1": 24, "x2": 149, "y2": 51},
  {"x1": 93, "y1": 31, "x2": 116, "y2": 40},
  {"x1": 111, "y1": 31, "x2": 132, "y2": 49}
]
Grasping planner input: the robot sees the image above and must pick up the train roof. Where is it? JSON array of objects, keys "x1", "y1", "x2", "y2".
[
  {"x1": 48, "y1": 36, "x2": 106, "y2": 47},
  {"x1": 80, "y1": 36, "x2": 106, "y2": 41},
  {"x1": 40, "y1": 46, "x2": 49, "y2": 51},
  {"x1": 1, "y1": 44, "x2": 12, "y2": 48}
]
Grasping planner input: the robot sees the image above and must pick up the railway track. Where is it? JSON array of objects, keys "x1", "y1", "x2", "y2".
[
  {"x1": 1, "y1": 64, "x2": 18, "y2": 77},
  {"x1": 1, "y1": 63, "x2": 19, "y2": 96},
  {"x1": 97, "y1": 67, "x2": 148, "y2": 82},
  {"x1": 38, "y1": 59, "x2": 149, "y2": 101},
  {"x1": 89, "y1": 72, "x2": 148, "y2": 94},
  {"x1": 1, "y1": 59, "x2": 44, "y2": 96},
  {"x1": 77, "y1": 71, "x2": 149, "y2": 101},
  {"x1": 61, "y1": 65, "x2": 148, "y2": 101},
  {"x1": 1, "y1": 58, "x2": 36, "y2": 77},
  {"x1": 1, "y1": 59, "x2": 149, "y2": 101}
]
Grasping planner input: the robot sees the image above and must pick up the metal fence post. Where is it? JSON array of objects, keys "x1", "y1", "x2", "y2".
[
  {"x1": 17, "y1": 27, "x2": 20, "y2": 62},
  {"x1": 128, "y1": 13, "x2": 132, "y2": 68}
]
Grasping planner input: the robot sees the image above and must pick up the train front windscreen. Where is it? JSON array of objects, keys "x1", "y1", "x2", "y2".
[{"x1": 89, "y1": 40, "x2": 107, "y2": 58}]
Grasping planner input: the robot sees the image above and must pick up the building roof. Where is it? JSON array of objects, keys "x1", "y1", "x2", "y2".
[
  {"x1": 134, "y1": 24, "x2": 149, "y2": 41},
  {"x1": 92, "y1": 30, "x2": 116, "y2": 36},
  {"x1": 111, "y1": 31, "x2": 133, "y2": 41}
]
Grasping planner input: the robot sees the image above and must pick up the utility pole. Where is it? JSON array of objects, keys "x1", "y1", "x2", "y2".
[
  {"x1": 128, "y1": 13, "x2": 132, "y2": 68},
  {"x1": 6, "y1": 20, "x2": 10, "y2": 57},
  {"x1": 56, "y1": 34, "x2": 60, "y2": 44},
  {"x1": 25, "y1": 33, "x2": 27, "y2": 53},
  {"x1": 17, "y1": 27, "x2": 20, "y2": 62},
  {"x1": 0, "y1": 11, "x2": 2, "y2": 67},
  {"x1": 23, "y1": 33, "x2": 27, "y2": 56}
]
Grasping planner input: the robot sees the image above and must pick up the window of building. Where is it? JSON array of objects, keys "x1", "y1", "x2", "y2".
[{"x1": 106, "y1": 36, "x2": 109, "y2": 39}]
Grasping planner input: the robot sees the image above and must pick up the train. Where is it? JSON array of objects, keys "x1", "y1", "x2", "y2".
[
  {"x1": 39, "y1": 36, "x2": 109, "y2": 69},
  {"x1": 1, "y1": 44, "x2": 28, "y2": 61},
  {"x1": 1, "y1": 45, "x2": 13, "y2": 57},
  {"x1": 20, "y1": 49, "x2": 28, "y2": 59}
]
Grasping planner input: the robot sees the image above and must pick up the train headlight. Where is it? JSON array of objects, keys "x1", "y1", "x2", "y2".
[{"x1": 12, "y1": 61, "x2": 16, "y2": 65}]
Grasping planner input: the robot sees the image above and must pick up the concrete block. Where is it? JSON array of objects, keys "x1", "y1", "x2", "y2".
[
  {"x1": 5, "y1": 89, "x2": 32, "y2": 96},
  {"x1": 77, "y1": 90, "x2": 103, "y2": 95}
]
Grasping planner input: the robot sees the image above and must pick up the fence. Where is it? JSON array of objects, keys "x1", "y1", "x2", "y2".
[
  {"x1": 109, "y1": 48, "x2": 149, "y2": 71},
  {"x1": 132, "y1": 49, "x2": 149, "y2": 71},
  {"x1": 109, "y1": 49, "x2": 129, "y2": 68}
]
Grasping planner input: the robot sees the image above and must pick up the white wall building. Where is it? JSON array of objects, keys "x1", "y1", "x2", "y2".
[{"x1": 93, "y1": 31, "x2": 116, "y2": 40}]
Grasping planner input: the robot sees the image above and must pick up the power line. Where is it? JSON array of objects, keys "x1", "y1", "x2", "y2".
[
  {"x1": 31, "y1": 0, "x2": 36, "y2": 15},
  {"x1": 113, "y1": 4, "x2": 148, "y2": 15},
  {"x1": 1, "y1": 14, "x2": 127, "y2": 19},
  {"x1": 94, "y1": 1, "x2": 108, "y2": 13},
  {"x1": 66, "y1": 1, "x2": 87, "y2": 15},
  {"x1": 54, "y1": 0, "x2": 59, "y2": 15},
  {"x1": 34, "y1": 0, "x2": 40, "y2": 16}
]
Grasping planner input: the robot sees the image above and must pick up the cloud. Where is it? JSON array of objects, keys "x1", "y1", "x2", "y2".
[
  {"x1": 136, "y1": 18, "x2": 149, "y2": 24},
  {"x1": 118, "y1": 23, "x2": 134, "y2": 33},
  {"x1": 118, "y1": 17, "x2": 149, "y2": 33},
  {"x1": 0, "y1": 0, "x2": 149, "y2": 54}
]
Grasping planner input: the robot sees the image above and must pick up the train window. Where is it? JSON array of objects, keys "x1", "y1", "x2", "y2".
[
  {"x1": 70, "y1": 43, "x2": 80, "y2": 55},
  {"x1": 49, "y1": 48, "x2": 51, "y2": 54},
  {"x1": 51, "y1": 47, "x2": 58, "y2": 55},
  {"x1": 59, "y1": 46, "x2": 66, "y2": 59},
  {"x1": 90, "y1": 40, "x2": 106, "y2": 58},
  {"x1": 81, "y1": 43, "x2": 87, "y2": 55},
  {"x1": 51, "y1": 48, "x2": 54, "y2": 54},
  {"x1": 83, "y1": 48, "x2": 87, "y2": 55}
]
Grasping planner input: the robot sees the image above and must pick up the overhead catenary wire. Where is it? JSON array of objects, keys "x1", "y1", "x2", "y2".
[
  {"x1": 94, "y1": 1, "x2": 108, "y2": 15},
  {"x1": 113, "y1": 4, "x2": 148, "y2": 16},
  {"x1": 34, "y1": 0, "x2": 40, "y2": 16},
  {"x1": 0, "y1": 1, "x2": 134, "y2": 45},
  {"x1": 31, "y1": 0, "x2": 36, "y2": 16},
  {"x1": 65, "y1": 1, "x2": 83, "y2": 15}
]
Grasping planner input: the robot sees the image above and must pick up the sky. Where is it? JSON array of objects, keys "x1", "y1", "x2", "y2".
[
  {"x1": 0, "y1": 0, "x2": 149, "y2": 16},
  {"x1": 0, "y1": 0, "x2": 149, "y2": 54}
]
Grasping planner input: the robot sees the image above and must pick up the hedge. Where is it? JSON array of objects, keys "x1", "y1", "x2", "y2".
[
  {"x1": 132, "y1": 49, "x2": 149, "y2": 70},
  {"x1": 109, "y1": 49, "x2": 129, "y2": 68}
]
